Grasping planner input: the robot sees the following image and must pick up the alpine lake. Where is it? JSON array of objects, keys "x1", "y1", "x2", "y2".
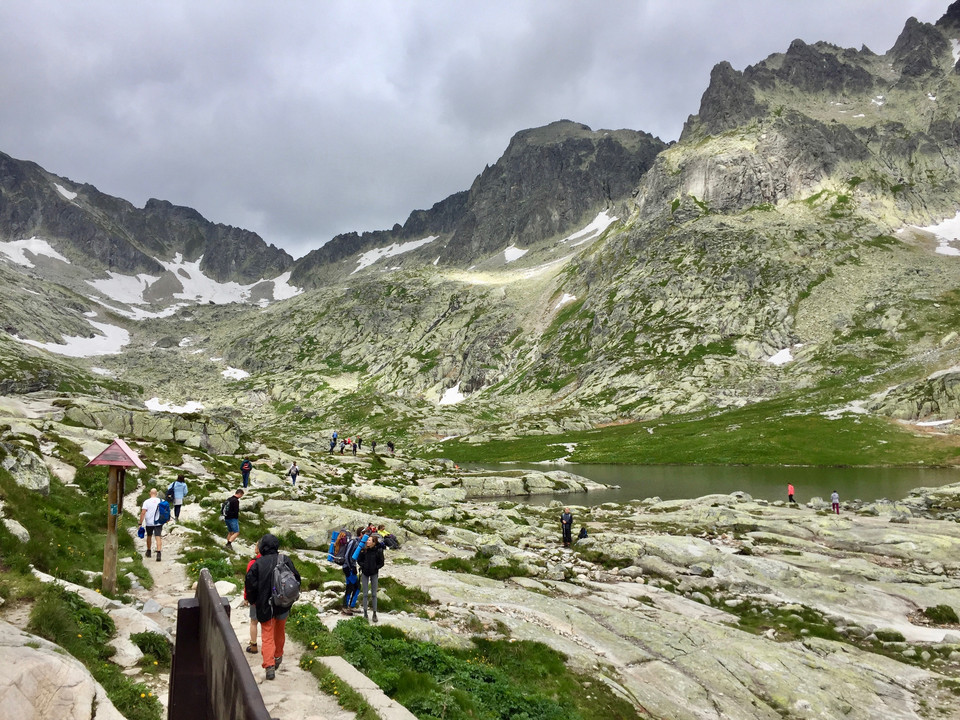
[{"x1": 473, "y1": 463, "x2": 960, "y2": 506}]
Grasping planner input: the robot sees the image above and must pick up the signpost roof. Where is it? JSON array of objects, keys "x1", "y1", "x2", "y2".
[{"x1": 86, "y1": 438, "x2": 146, "y2": 469}]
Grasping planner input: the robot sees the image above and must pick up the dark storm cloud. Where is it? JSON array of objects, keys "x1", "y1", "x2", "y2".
[{"x1": 0, "y1": 1, "x2": 949, "y2": 258}]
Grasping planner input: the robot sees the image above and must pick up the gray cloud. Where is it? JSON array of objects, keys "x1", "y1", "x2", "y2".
[{"x1": 0, "y1": 0, "x2": 948, "y2": 258}]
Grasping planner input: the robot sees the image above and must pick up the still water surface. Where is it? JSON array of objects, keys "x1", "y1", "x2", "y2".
[{"x1": 475, "y1": 464, "x2": 960, "y2": 506}]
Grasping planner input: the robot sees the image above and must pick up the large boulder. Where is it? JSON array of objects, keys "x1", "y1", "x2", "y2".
[
  {"x1": 0, "y1": 444, "x2": 50, "y2": 495},
  {"x1": 0, "y1": 620, "x2": 125, "y2": 720}
]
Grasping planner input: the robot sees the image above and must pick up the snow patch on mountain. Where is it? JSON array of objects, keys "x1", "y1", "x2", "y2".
[
  {"x1": 222, "y1": 367, "x2": 250, "y2": 380},
  {"x1": 562, "y1": 211, "x2": 617, "y2": 247},
  {"x1": 145, "y1": 398, "x2": 204, "y2": 413},
  {"x1": 84, "y1": 253, "x2": 302, "y2": 316},
  {"x1": 14, "y1": 319, "x2": 129, "y2": 357},
  {"x1": 439, "y1": 383, "x2": 466, "y2": 405},
  {"x1": 352, "y1": 236, "x2": 438, "y2": 274},
  {"x1": 0, "y1": 237, "x2": 71, "y2": 268},
  {"x1": 54, "y1": 183, "x2": 77, "y2": 201},
  {"x1": 504, "y1": 245, "x2": 528, "y2": 263},
  {"x1": 916, "y1": 212, "x2": 960, "y2": 256}
]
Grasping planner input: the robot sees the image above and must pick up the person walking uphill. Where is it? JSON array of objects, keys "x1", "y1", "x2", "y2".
[
  {"x1": 358, "y1": 534, "x2": 385, "y2": 623},
  {"x1": 560, "y1": 507, "x2": 573, "y2": 548},
  {"x1": 167, "y1": 474, "x2": 189, "y2": 520},
  {"x1": 139, "y1": 488, "x2": 164, "y2": 561},
  {"x1": 339, "y1": 527, "x2": 363, "y2": 615},
  {"x1": 240, "y1": 458, "x2": 253, "y2": 488},
  {"x1": 224, "y1": 488, "x2": 244, "y2": 550},
  {"x1": 244, "y1": 533, "x2": 301, "y2": 680}
]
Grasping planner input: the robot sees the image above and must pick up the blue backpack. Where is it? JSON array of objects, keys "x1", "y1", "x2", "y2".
[{"x1": 154, "y1": 500, "x2": 171, "y2": 525}]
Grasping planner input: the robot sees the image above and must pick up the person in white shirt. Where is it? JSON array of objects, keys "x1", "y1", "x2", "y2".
[{"x1": 139, "y1": 488, "x2": 164, "y2": 561}]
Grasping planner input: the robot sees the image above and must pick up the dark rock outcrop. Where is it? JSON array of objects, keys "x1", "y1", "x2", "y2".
[
  {"x1": 0, "y1": 152, "x2": 292, "y2": 283},
  {"x1": 890, "y1": 17, "x2": 950, "y2": 78}
]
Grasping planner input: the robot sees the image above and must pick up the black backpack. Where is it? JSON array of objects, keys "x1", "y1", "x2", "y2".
[{"x1": 271, "y1": 554, "x2": 300, "y2": 608}]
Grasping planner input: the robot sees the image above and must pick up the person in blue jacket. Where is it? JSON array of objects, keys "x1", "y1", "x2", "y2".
[{"x1": 167, "y1": 474, "x2": 189, "y2": 520}]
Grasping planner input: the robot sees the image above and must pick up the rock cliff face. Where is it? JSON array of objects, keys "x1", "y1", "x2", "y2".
[
  {"x1": 290, "y1": 120, "x2": 666, "y2": 285},
  {"x1": 0, "y1": 152, "x2": 292, "y2": 283}
]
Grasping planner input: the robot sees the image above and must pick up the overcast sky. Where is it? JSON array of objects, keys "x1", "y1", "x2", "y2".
[{"x1": 0, "y1": 1, "x2": 949, "y2": 258}]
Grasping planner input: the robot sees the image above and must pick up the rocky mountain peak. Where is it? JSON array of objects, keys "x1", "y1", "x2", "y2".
[
  {"x1": 890, "y1": 16, "x2": 951, "y2": 77},
  {"x1": 680, "y1": 61, "x2": 766, "y2": 141},
  {"x1": 937, "y1": 0, "x2": 960, "y2": 32}
]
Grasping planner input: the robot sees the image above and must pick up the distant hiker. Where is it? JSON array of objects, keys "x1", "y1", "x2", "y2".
[
  {"x1": 371, "y1": 440, "x2": 377, "y2": 453},
  {"x1": 340, "y1": 527, "x2": 363, "y2": 615},
  {"x1": 332, "y1": 430, "x2": 338, "y2": 441},
  {"x1": 245, "y1": 533, "x2": 301, "y2": 680},
  {"x1": 787, "y1": 483, "x2": 795, "y2": 504},
  {"x1": 578, "y1": 526, "x2": 588, "y2": 541},
  {"x1": 240, "y1": 458, "x2": 253, "y2": 488},
  {"x1": 139, "y1": 488, "x2": 164, "y2": 561},
  {"x1": 387, "y1": 441, "x2": 394, "y2": 455},
  {"x1": 224, "y1": 488, "x2": 244, "y2": 550},
  {"x1": 287, "y1": 462, "x2": 299, "y2": 485},
  {"x1": 560, "y1": 507, "x2": 573, "y2": 548},
  {"x1": 244, "y1": 540, "x2": 262, "y2": 654},
  {"x1": 358, "y1": 533, "x2": 385, "y2": 623},
  {"x1": 168, "y1": 474, "x2": 189, "y2": 520},
  {"x1": 831, "y1": 490, "x2": 840, "y2": 515},
  {"x1": 339, "y1": 440, "x2": 346, "y2": 454},
  {"x1": 329, "y1": 438, "x2": 336, "y2": 453},
  {"x1": 352, "y1": 440, "x2": 357, "y2": 456},
  {"x1": 356, "y1": 437, "x2": 362, "y2": 451}
]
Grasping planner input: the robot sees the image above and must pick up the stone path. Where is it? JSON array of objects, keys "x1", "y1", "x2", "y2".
[{"x1": 123, "y1": 487, "x2": 354, "y2": 720}]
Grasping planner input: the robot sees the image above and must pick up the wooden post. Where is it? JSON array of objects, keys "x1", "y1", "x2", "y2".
[{"x1": 102, "y1": 465, "x2": 119, "y2": 595}]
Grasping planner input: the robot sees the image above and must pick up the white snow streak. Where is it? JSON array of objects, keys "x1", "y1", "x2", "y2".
[
  {"x1": 352, "y1": 236, "x2": 438, "y2": 274},
  {"x1": 952, "y1": 39, "x2": 960, "y2": 65},
  {"x1": 145, "y1": 398, "x2": 205, "y2": 414},
  {"x1": 14, "y1": 320, "x2": 129, "y2": 357},
  {"x1": 0, "y1": 237, "x2": 71, "y2": 267},
  {"x1": 222, "y1": 367, "x2": 250, "y2": 380},
  {"x1": 555, "y1": 293, "x2": 577, "y2": 309},
  {"x1": 562, "y1": 211, "x2": 617, "y2": 247},
  {"x1": 54, "y1": 183, "x2": 77, "y2": 201}
]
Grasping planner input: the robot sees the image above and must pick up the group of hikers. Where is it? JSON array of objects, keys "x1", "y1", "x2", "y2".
[
  {"x1": 787, "y1": 483, "x2": 842, "y2": 514},
  {"x1": 326, "y1": 430, "x2": 395, "y2": 456}
]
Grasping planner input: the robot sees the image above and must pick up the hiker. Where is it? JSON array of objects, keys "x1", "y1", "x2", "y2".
[
  {"x1": 245, "y1": 533, "x2": 301, "y2": 680},
  {"x1": 224, "y1": 488, "x2": 244, "y2": 550},
  {"x1": 352, "y1": 440, "x2": 357, "y2": 456},
  {"x1": 387, "y1": 441, "x2": 394, "y2": 455},
  {"x1": 356, "y1": 437, "x2": 362, "y2": 451},
  {"x1": 287, "y1": 461, "x2": 299, "y2": 485},
  {"x1": 167, "y1": 474, "x2": 188, "y2": 520},
  {"x1": 240, "y1": 458, "x2": 253, "y2": 488},
  {"x1": 340, "y1": 527, "x2": 363, "y2": 614},
  {"x1": 139, "y1": 488, "x2": 164, "y2": 561},
  {"x1": 339, "y1": 439, "x2": 346, "y2": 454},
  {"x1": 329, "y1": 437, "x2": 336, "y2": 453},
  {"x1": 371, "y1": 440, "x2": 377, "y2": 453},
  {"x1": 244, "y1": 540, "x2": 262, "y2": 654},
  {"x1": 787, "y1": 483, "x2": 795, "y2": 504},
  {"x1": 358, "y1": 533, "x2": 385, "y2": 623},
  {"x1": 560, "y1": 507, "x2": 573, "y2": 548},
  {"x1": 831, "y1": 490, "x2": 840, "y2": 515},
  {"x1": 577, "y1": 526, "x2": 588, "y2": 542}
]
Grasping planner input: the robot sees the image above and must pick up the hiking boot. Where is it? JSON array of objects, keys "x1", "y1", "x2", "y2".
[
  {"x1": 265, "y1": 666, "x2": 275, "y2": 680},
  {"x1": 372, "y1": 612, "x2": 378, "y2": 623},
  {"x1": 145, "y1": 548, "x2": 151, "y2": 558},
  {"x1": 340, "y1": 606, "x2": 352, "y2": 615},
  {"x1": 363, "y1": 611, "x2": 369, "y2": 620},
  {"x1": 274, "y1": 656, "x2": 282, "y2": 670},
  {"x1": 156, "y1": 551, "x2": 161, "y2": 562},
  {"x1": 225, "y1": 541, "x2": 232, "y2": 550},
  {"x1": 246, "y1": 644, "x2": 258, "y2": 654}
]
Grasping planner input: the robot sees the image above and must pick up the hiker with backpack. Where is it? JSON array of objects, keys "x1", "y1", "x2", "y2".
[
  {"x1": 166, "y1": 474, "x2": 189, "y2": 521},
  {"x1": 244, "y1": 533, "x2": 301, "y2": 680},
  {"x1": 223, "y1": 488, "x2": 244, "y2": 550},
  {"x1": 240, "y1": 458, "x2": 253, "y2": 488},
  {"x1": 287, "y1": 461, "x2": 299, "y2": 486},
  {"x1": 358, "y1": 533, "x2": 385, "y2": 623},
  {"x1": 138, "y1": 488, "x2": 169, "y2": 562},
  {"x1": 338, "y1": 527, "x2": 363, "y2": 615}
]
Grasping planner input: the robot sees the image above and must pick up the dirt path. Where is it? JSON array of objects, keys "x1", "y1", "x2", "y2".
[{"x1": 124, "y1": 487, "x2": 353, "y2": 720}]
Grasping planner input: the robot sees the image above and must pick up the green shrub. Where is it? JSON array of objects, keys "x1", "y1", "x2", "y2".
[
  {"x1": 923, "y1": 605, "x2": 959, "y2": 624},
  {"x1": 131, "y1": 631, "x2": 172, "y2": 668},
  {"x1": 875, "y1": 629, "x2": 906, "y2": 642}
]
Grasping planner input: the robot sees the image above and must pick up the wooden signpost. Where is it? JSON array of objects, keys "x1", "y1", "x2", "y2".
[{"x1": 86, "y1": 438, "x2": 146, "y2": 595}]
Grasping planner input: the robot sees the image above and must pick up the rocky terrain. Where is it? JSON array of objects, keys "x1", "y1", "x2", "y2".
[{"x1": 4, "y1": 392, "x2": 960, "y2": 718}]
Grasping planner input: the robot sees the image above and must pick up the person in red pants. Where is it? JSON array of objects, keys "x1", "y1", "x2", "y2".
[{"x1": 244, "y1": 533, "x2": 301, "y2": 680}]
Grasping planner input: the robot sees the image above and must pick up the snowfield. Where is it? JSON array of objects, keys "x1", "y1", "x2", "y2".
[{"x1": 0, "y1": 237, "x2": 71, "y2": 268}]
